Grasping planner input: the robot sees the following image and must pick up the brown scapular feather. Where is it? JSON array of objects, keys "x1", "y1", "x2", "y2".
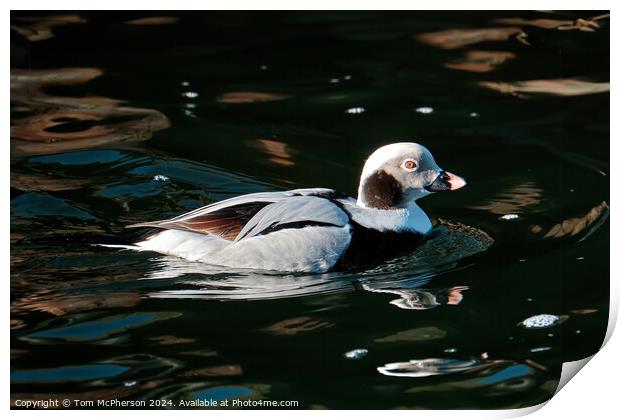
[{"x1": 127, "y1": 202, "x2": 270, "y2": 240}]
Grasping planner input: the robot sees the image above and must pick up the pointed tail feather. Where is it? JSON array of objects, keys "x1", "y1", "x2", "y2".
[
  {"x1": 95, "y1": 243, "x2": 143, "y2": 251},
  {"x1": 126, "y1": 221, "x2": 168, "y2": 229}
]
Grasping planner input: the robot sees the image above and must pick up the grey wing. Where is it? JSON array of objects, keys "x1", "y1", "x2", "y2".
[
  {"x1": 126, "y1": 188, "x2": 344, "y2": 240},
  {"x1": 234, "y1": 195, "x2": 351, "y2": 242}
]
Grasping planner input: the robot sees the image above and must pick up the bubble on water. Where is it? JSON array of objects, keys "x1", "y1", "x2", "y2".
[
  {"x1": 469, "y1": 112, "x2": 479, "y2": 117},
  {"x1": 443, "y1": 348, "x2": 458, "y2": 353},
  {"x1": 576, "y1": 257, "x2": 585, "y2": 261},
  {"x1": 344, "y1": 348, "x2": 368, "y2": 360},
  {"x1": 185, "y1": 103, "x2": 196, "y2": 109},
  {"x1": 153, "y1": 174, "x2": 170, "y2": 182},
  {"x1": 180, "y1": 81, "x2": 190, "y2": 87},
  {"x1": 530, "y1": 347, "x2": 552, "y2": 353},
  {"x1": 499, "y1": 214, "x2": 519, "y2": 220},
  {"x1": 260, "y1": 64, "x2": 268, "y2": 70},
  {"x1": 181, "y1": 91, "x2": 199, "y2": 98},
  {"x1": 344, "y1": 75, "x2": 352, "y2": 80},
  {"x1": 330, "y1": 78, "x2": 340, "y2": 84},
  {"x1": 124, "y1": 380, "x2": 137, "y2": 387},
  {"x1": 518, "y1": 314, "x2": 561, "y2": 329},
  {"x1": 345, "y1": 107, "x2": 365, "y2": 114},
  {"x1": 415, "y1": 106, "x2": 434, "y2": 114}
]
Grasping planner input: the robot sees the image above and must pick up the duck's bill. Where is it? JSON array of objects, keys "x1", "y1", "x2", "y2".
[{"x1": 425, "y1": 171, "x2": 468, "y2": 192}]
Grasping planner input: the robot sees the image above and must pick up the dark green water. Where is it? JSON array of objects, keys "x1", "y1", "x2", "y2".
[{"x1": 11, "y1": 11, "x2": 609, "y2": 409}]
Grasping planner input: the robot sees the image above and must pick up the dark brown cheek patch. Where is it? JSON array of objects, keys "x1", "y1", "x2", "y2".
[{"x1": 361, "y1": 170, "x2": 403, "y2": 209}]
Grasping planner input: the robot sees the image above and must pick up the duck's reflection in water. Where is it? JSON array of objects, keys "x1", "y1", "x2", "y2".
[
  {"x1": 143, "y1": 254, "x2": 466, "y2": 307},
  {"x1": 362, "y1": 283, "x2": 468, "y2": 310},
  {"x1": 147, "y1": 259, "x2": 464, "y2": 310},
  {"x1": 145, "y1": 258, "x2": 357, "y2": 301}
]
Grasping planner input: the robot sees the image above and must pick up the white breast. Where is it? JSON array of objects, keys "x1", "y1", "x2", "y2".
[{"x1": 340, "y1": 200, "x2": 432, "y2": 234}]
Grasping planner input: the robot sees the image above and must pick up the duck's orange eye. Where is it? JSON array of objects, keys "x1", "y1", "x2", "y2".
[{"x1": 403, "y1": 159, "x2": 417, "y2": 171}]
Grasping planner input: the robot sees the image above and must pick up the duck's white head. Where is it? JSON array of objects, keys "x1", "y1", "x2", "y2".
[{"x1": 357, "y1": 142, "x2": 467, "y2": 209}]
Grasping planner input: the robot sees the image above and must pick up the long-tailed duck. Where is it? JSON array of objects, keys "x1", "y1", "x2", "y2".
[{"x1": 127, "y1": 142, "x2": 467, "y2": 273}]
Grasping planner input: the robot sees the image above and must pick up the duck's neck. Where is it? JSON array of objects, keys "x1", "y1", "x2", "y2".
[
  {"x1": 354, "y1": 197, "x2": 432, "y2": 235},
  {"x1": 403, "y1": 201, "x2": 432, "y2": 234}
]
